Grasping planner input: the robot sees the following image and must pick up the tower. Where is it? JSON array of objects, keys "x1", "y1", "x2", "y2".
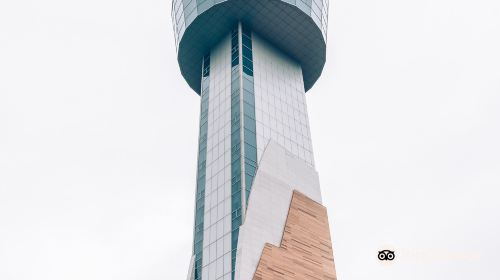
[{"x1": 172, "y1": 1, "x2": 335, "y2": 279}]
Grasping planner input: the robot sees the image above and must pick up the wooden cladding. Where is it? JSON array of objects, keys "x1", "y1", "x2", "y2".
[{"x1": 253, "y1": 191, "x2": 337, "y2": 280}]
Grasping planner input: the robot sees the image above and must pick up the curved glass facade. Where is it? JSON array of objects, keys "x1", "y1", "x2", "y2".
[
  {"x1": 172, "y1": 0, "x2": 329, "y2": 49},
  {"x1": 172, "y1": 0, "x2": 329, "y2": 93}
]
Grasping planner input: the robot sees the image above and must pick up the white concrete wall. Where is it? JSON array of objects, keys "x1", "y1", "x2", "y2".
[{"x1": 234, "y1": 141, "x2": 322, "y2": 280}]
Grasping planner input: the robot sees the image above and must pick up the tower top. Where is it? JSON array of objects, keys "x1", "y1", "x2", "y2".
[{"x1": 172, "y1": 0, "x2": 329, "y2": 94}]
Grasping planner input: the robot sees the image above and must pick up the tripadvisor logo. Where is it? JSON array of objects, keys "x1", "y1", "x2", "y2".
[{"x1": 378, "y1": 250, "x2": 395, "y2": 261}]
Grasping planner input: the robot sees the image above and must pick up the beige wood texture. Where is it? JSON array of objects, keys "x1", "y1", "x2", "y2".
[{"x1": 253, "y1": 191, "x2": 337, "y2": 280}]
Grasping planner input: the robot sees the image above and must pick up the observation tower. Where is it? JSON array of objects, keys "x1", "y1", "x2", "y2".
[{"x1": 171, "y1": 1, "x2": 336, "y2": 279}]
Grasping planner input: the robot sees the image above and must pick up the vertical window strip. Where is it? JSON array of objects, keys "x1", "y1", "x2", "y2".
[
  {"x1": 229, "y1": 25, "x2": 242, "y2": 280},
  {"x1": 193, "y1": 53, "x2": 210, "y2": 280},
  {"x1": 241, "y1": 25, "x2": 257, "y2": 204}
]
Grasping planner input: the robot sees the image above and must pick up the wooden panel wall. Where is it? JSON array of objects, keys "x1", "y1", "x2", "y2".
[{"x1": 253, "y1": 191, "x2": 337, "y2": 280}]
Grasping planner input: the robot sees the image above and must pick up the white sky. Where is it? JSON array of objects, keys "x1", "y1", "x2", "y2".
[{"x1": 1, "y1": 0, "x2": 499, "y2": 279}]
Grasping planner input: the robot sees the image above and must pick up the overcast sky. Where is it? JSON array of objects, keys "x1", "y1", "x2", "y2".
[{"x1": 1, "y1": 0, "x2": 499, "y2": 279}]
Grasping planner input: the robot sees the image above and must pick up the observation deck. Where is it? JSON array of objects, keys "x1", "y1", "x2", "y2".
[{"x1": 172, "y1": 0, "x2": 329, "y2": 94}]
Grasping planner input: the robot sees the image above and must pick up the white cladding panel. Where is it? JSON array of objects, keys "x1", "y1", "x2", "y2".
[
  {"x1": 252, "y1": 33, "x2": 315, "y2": 167},
  {"x1": 234, "y1": 141, "x2": 322, "y2": 280}
]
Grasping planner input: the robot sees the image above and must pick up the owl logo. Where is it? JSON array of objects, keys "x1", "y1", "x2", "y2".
[{"x1": 378, "y1": 250, "x2": 395, "y2": 261}]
